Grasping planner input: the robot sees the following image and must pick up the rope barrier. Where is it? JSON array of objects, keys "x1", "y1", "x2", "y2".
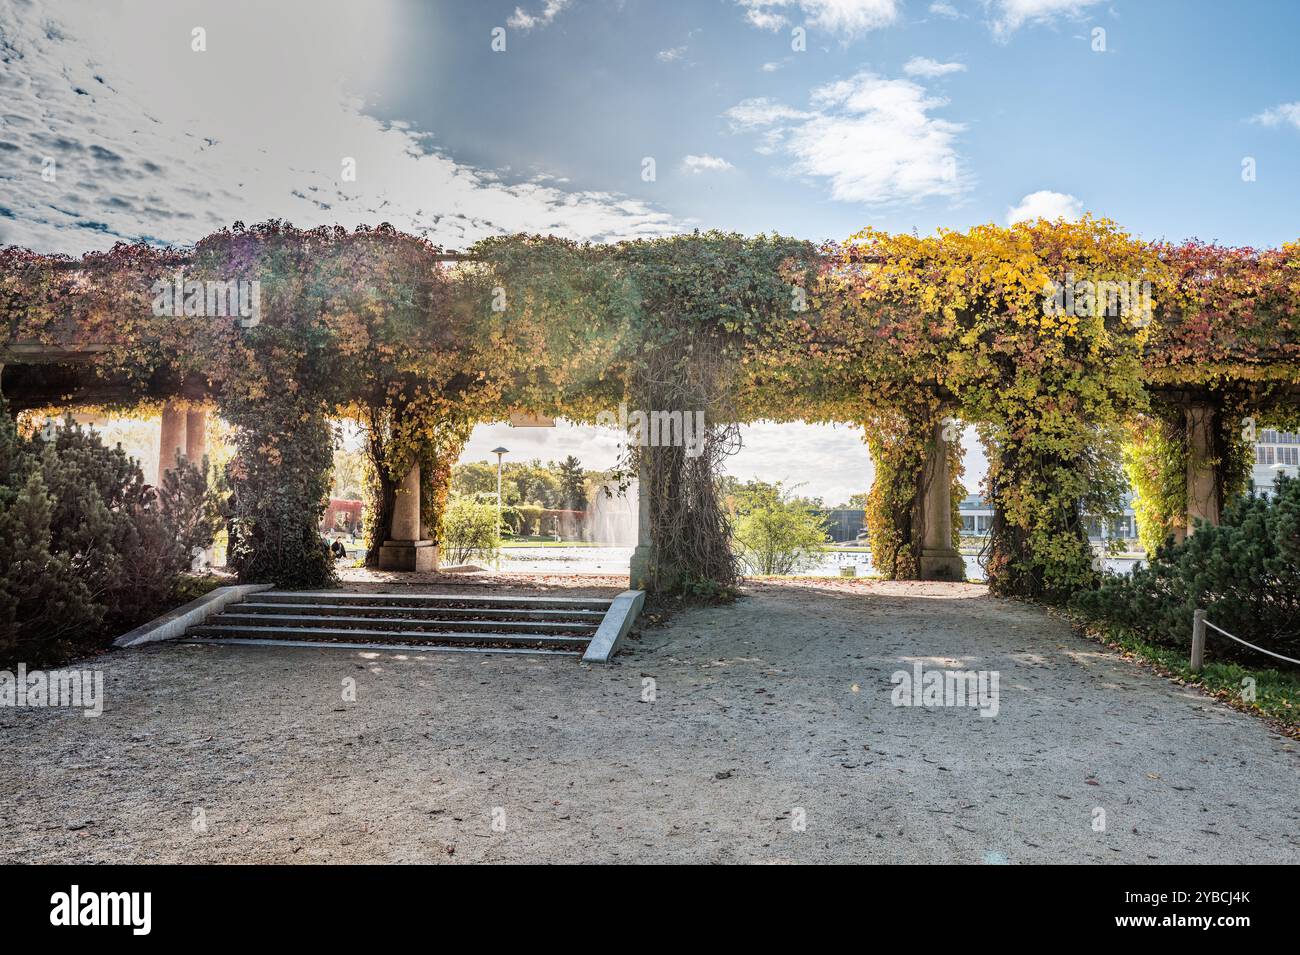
[{"x1": 1202, "y1": 617, "x2": 1300, "y2": 667}]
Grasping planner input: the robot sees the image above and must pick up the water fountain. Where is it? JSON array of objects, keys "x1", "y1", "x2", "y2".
[{"x1": 582, "y1": 480, "x2": 638, "y2": 545}]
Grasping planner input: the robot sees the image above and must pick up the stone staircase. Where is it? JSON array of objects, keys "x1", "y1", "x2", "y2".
[{"x1": 180, "y1": 590, "x2": 623, "y2": 658}]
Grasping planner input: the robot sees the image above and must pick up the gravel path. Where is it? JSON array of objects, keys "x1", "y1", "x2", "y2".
[{"x1": 3, "y1": 577, "x2": 1297, "y2": 864}]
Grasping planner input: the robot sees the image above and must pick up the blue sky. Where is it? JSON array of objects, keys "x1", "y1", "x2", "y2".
[
  {"x1": 372, "y1": 0, "x2": 1300, "y2": 248},
  {"x1": 3, "y1": 0, "x2": 1299, "y2": 501}
]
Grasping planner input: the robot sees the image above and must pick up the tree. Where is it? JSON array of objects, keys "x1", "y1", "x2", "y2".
[
  {"x1": 558, "y1": 455, "x2": 587, "y2": 510},
  {"x1": 729, "y1": 481, "x2": 829, "y2": 576},
  {"x1": 452, "y1": 462, "x2": 499, "y2": 499},
  {"x1": 331, "y1": 444, "x2": 366, "y2": 501},
  {"x1": 507, "y1": 460, "x2": 562, "y2": 508}
]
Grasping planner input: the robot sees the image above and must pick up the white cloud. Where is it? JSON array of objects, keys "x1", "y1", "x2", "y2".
[
  {"x1": 0, "y1": 0, "x2": 676, "y2": 255},
  {"x1": 657, "y1": 46, "x2": 687, "y2": 62},
  {"x1": 929, "y1": 2, "x2": 962, "y2": 18},
  {"x1": 682, "y1": 154, "x2": 735, "y2": 174},
  {"x1": 1006, "y1": 190, "x2": 1083, "y2": 224},
  {"x1": 1251, "y1": 102, "x2": 1300, "y2": 131},
  {"x1": 507, "y1": 0, "x2": 572, "y2": 32},
  {"x1": 902, "y1": 56, "x2": 967, "y2": 78},
  {"x1": 736, "y1": 0, "x2": 900, "y2": 38},
  {"x1": 725, "y1": 97, "x2": 814, "y2": 130},
  {"x1": 727, "y1": 73, "x2": 968, "y2": 205},
  {"x1": 988, "y1": 0, "x2": 1106, "y2": 39},
  {"x1": 761, "y1": 61, "x2": 784, "y2": 72}
]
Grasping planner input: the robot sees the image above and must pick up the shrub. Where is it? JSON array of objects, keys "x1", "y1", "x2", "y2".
[
  {"x1": 1071, "y1": 475, "x2": 1300, "y2": 662},
  {"x1": 0, "y1": 407, "x2": 220, "y2": 667},
  {"x1": 442, "y1": 496, "x2": 501, "y2": 566},
  {"x1": 730, "y1": 481, "x2": 829, "y2": 576}
]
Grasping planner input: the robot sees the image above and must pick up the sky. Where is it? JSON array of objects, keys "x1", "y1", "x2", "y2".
[{"x1": 3, "y1": 0, "x2": 1299, "y2": 503}]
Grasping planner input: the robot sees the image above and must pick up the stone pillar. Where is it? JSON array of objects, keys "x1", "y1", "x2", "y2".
[
  {"x1": 1185, "y1": 403, "x2": 1220, "y2": 535},
  {"x1": 918, "y1": 418, "x2": 965, "y2": 581},
  {"x1": 184, "y1": 407, "x2": 215, "y2": 568},
  {"x1": 185, "y1": 408, "x2": 207, "y2": 465},
  {"x1": 628, "y1": 454, "x2": 655, "y2": 590},
  {"x1": 378, "y1": 462, "x2": 437, "y2": 571},
  {"x1": 157, "y1": 402, "x2": 186, "y2": 484}
]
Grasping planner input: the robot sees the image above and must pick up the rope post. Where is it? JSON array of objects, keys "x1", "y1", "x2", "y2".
[{"x1": 1190, "y1": 608, "x2": 1207, "y2": 673}]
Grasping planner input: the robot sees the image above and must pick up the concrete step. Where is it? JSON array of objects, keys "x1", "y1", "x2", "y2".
[
  {"x1": 186, "y1": 624, "x2": 591, "y2": 648},
  {"x1": 254, "y1": 591, "x2": 612, "y2": 612},
  {"x1": 182, "y1": 637, "x2": 582, "y2": 657},
  {"x1": 209, "y1": 612, "x2": 599, "y2": 635},
  {"x1": 235, "y1": 601, "x2": 606, "y2": 622}
]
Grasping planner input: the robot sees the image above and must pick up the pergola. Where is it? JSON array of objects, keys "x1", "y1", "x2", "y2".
[{"x1": 3, "y1": 221, "x2": 1298, "y2": 598}]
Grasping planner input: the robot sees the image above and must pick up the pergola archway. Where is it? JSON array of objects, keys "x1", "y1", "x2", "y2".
[{"x1": 3, "y1": 220, "x2": 1298, "y2": 601}]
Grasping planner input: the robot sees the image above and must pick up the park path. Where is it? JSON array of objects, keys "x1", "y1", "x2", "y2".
[{"x1": 2, "y1": 577, "x2": 1296, "y2": 863}]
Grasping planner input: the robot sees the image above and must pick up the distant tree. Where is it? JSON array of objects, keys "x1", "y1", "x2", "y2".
[
  {"x1": 452, "y1": 461, "x2": 499, "y2": 500},
  {"x1": 507, "y1": 459, "x2": 562, "y2": 508},
  {"x1": 558, "y1": 455, "x2": 586, "y2": 510},
  {"x1": 331, "y1": 446, "x2": 367, "y2": 501}
]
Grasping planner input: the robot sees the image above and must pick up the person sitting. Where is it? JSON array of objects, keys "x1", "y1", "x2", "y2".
[{"x1": 330, "y1": 538, "x2": 347, "y2": 559}]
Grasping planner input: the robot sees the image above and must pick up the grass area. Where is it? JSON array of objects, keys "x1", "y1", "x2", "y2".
[{"x1": 1083, "y1": 623, "x2": 1300, "y2": 736}]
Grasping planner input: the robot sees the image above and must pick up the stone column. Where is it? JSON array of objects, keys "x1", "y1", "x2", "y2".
[
  {"x1": 1185, "y1": 403, "x2": 1220, "y2": 535},
  {"x1": 185, "y1": 408, "x2": 207, "y2": 465},
  {"x1": 183, "y1": 407, "x2": 215, "y2": 568},
  {"x1": 918, "y1": 418, "x2": 965, "y2": 581},
  {"x1": 378, "y1": 462, "x2": 437, "y2": 571},
  {"x1": 628, "y1": 453, "x2": 655, "y2": 590},
  {"x1": 157, "y1": 402, "x2": 186, "y2": 484}
]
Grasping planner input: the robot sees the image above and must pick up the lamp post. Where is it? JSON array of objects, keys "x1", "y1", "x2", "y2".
[{"x1": 491, "y1": 446, "x2": 509, "y2": 540}]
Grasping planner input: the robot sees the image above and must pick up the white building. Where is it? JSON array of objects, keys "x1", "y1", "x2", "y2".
[{"x1": 1250, "y1": 429, "x2": 1300, "y2": 495}]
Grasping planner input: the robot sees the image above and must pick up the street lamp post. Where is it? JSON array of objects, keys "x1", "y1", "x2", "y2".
[{"x1": 491, "y1": 446, "x2": 509, "y2": 542}]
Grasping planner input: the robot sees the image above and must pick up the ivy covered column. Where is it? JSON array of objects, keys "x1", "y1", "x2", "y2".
[
  {"x1": 378, "y1": 462, "x2": 436, "y2": 571},
  {"x1": 1185, "y1": 402, "x2": 1221, "y2": 534},
  {"x1": 919, "y1": 418, "x2": 965, "y2": 580},
  {"x1": 629, "y1": 452, "x2": 655, "y2": 589}
]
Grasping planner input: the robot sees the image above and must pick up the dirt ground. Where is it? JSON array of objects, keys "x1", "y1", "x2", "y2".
[{"x1": 3, "y1": 575, "x2": 1297, "y2": 864}]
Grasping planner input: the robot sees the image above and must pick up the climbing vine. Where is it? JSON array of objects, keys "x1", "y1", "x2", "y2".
[{"x1": 3, "y1": 219, "x2": 1299, "y2": 604}]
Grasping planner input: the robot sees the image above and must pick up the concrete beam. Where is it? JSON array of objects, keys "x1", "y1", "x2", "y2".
[
  {"x1": 582, "y1": 590, "x2": 647, "y2": 664},
  {"x1": 113, "y1": 584, "x2": 272, "y2": 647}
]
